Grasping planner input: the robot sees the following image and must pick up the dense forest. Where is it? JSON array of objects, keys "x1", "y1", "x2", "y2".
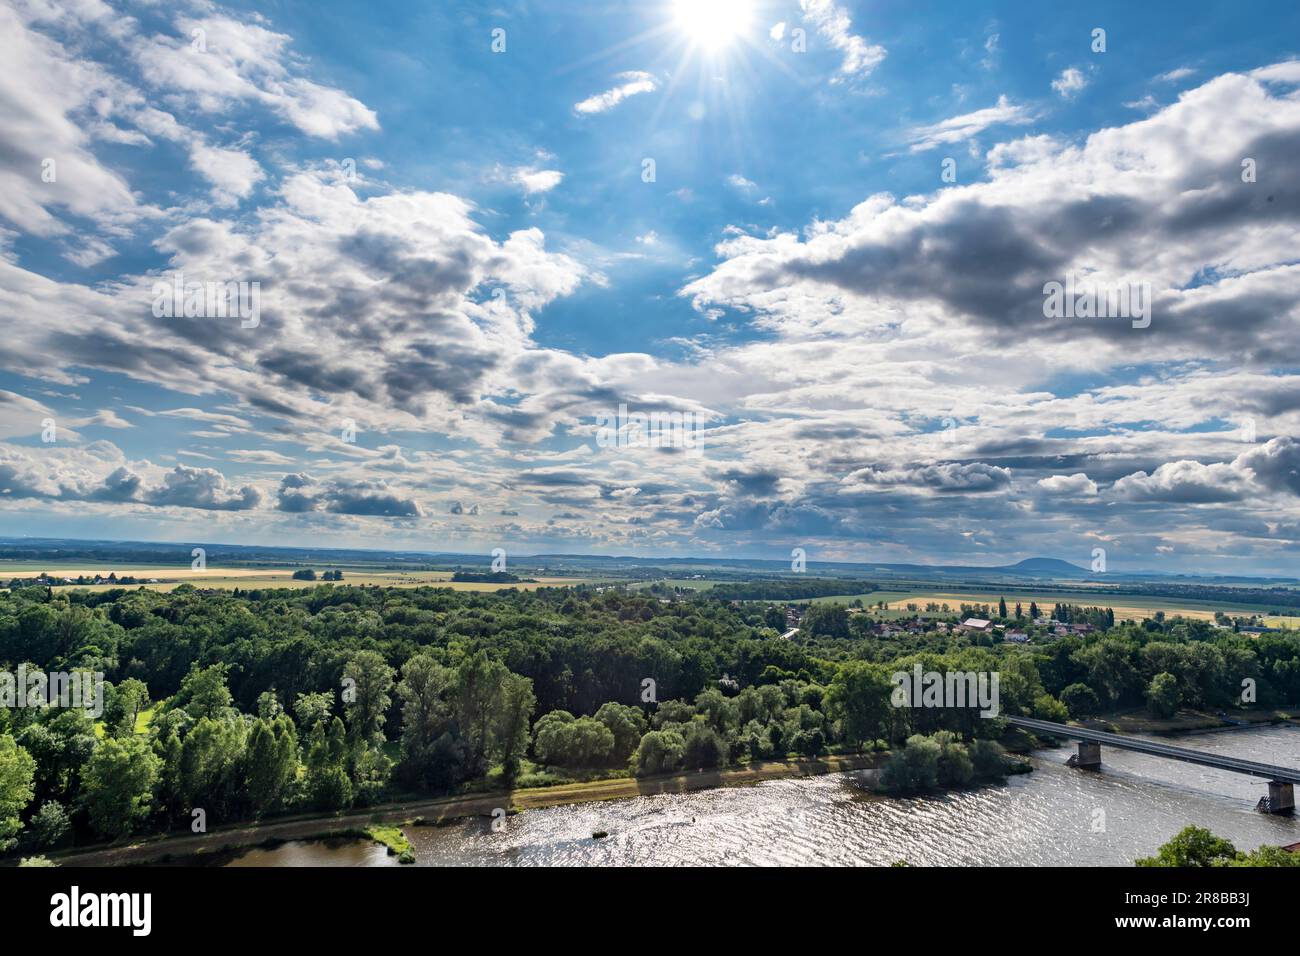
[{"x1": 1, "y1": 582, "x2": 1298, "y2": 855}]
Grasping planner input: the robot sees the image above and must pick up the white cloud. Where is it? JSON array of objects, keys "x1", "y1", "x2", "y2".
[
  {"x1": 800, "y1": 0, "x2": 886, "y2": 82},
  {"x1": 574, "y1": 71, "x2": 658, "y2": 115},
  {"x1": 904, "y1": 95, "x2": 1033, "y2": 151},
  {"x1": 1052, "y1": 66, "x2": 1089, "y2": 98},
  {"x1": 132, "y1": 15, "x2": 378, "y2": 140},
  {"x1": 511, "y1": 167, "x2": 565, "y2": 194},
  {"x1": 1037, "y1": 473, "x2": 1098, "y2": 496}
]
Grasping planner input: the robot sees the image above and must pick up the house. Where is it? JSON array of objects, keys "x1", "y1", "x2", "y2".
[
  {"x1": 1005, "y1": 630, "x2": 1029, "y2": 643},
  {"x1": 960, "y1": 618, "x2": 993, "y2": 633}
]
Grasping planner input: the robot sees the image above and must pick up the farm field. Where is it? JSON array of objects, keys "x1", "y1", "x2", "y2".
[
  {"x1": 0, "y1": 562, "x2": 592, "y2": 592},
  {"x1": 805, "y1": 587, "x2": 1295, "y2": 624}
]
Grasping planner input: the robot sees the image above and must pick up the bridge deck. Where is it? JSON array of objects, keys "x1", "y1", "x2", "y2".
[{"x1": 1004, "y1": 716, "x2": 1300, "y2": 784}]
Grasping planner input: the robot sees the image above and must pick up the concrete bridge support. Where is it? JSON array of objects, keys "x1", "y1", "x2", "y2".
[
  {"x1": 1260, "y1": 781, "x2": 1295, "y2": 815},
  {"x1": 1067, "y1": 740, "x2": 1102, "y2": 769}
]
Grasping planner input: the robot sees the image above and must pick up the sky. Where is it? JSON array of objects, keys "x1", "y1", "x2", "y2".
[{"x1": 1, "y1": 0, "x2": 1300, "y2": 574}]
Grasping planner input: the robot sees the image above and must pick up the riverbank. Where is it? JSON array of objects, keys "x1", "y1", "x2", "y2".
[{"x1": 37, "y1": 753, "x2": 881, "y2": 867}]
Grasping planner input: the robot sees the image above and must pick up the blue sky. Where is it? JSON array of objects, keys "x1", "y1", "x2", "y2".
[{"x1": 2, "y1": 0, "x2": 1300, "y2": 573}]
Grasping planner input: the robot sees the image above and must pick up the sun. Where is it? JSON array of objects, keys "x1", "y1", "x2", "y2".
[{"x1": 672, "y1": 0, "x2": 753, "y2": 50}]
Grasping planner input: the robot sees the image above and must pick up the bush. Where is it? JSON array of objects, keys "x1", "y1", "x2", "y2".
[
  {"x1": 1060, "y1": 683, "x2": 1101, "y2": 718},
  {"x1": 633, "y1": 730, "x2": 686, "y2": 776},
  {"x1": 682, "y1": 723, "x2": 727, "y2": 769}
]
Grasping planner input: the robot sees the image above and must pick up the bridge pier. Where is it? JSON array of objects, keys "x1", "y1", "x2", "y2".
[
  {"x1": 1259, "y1": 781, "x2": 1295, "y2": 815},
  {"x1": 1067, "y1": 740, "x2": 1102, "y2": 769}
]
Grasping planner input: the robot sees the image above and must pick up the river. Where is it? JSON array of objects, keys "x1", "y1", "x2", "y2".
[{"x1": 222, "y1": 724, "x2": 1300, "y2": 866}]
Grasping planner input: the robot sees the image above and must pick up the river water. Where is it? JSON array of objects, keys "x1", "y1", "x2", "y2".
[{"x1": 224, "y1": 724, "x2": 1300, "y2": 866}]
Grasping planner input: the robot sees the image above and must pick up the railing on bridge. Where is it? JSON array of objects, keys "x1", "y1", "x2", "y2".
[{"x1": 1003, "y1": 715, "x2": 1298, "y2": 814}]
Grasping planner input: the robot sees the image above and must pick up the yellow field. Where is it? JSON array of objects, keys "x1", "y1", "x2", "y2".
[
  {"x1": 877, "y1": 592, "x2": 1223, "y2": 623},
  {"x1": 1, "y1": 564, "x2": 589, "y2": 593}
]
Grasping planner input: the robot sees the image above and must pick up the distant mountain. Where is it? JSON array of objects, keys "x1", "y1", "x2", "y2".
[
  {"x1": 999, "y1": 557, "x2": 1091, "y2": 576},
  {"x1": 1, "y1": 538, "x2": 1295, "y2": 585}
]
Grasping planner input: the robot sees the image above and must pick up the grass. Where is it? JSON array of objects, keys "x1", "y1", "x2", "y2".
[
  {"x1": 93, "y1": 703, "x2": 156, "y2": 740},
  {"x1": 363, "y1": 825, "x2": 415, "y2": 863}
]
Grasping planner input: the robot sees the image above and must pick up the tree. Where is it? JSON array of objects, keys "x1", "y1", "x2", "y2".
[
  {"x1": 179, "y1": 715, "x2": 248, "y2": 817},
  {"x1": 968, "y1": 738, "x2": 1008, "y2": 780},
  {"x1": 933, "y1": 731, "x2": 974, "y2": 788},
  {"x1": 305, "y1": 717, "x2": 352, "y2": 811},
  {"x1": 594, "y1": 702, "x2": 646, "y2": 764},
  {"x1": 453, "y1": 652, "x2": 535, "y2": 778},
  {"x1": 80, "y1": 736, "x2": 160, "y2": 839},
  {"x1": 293, "y1": 691, "x2": 333, "y2": 731},
  {"x1": 633, "y1": 730, "x2": 685, "y2": 776},
  {"x1": 15, "y1": 709, "x2": 96, "y2": 806},
  {"x1": 1060, "y1": 682, "x2": 1102, "y2": 718},
  {"x1": 396, "y1": 654, "x2": 456, "y2": 789},
  {"x1": 533, "y1": 711, "x2": 614, "y2": 768},
  {"x1": 0, "y1": 734, "x2": 35, "y2": 851},
  {"x1": 880, "y1": 734, "x2": 940, "y2": 792},
  {"x1": 998, "y1": 596, "x2": 1007, "y2": 619},
  {"x1": 245, "y1": 716, "x2": 298, "y2": 816},
  {"x1": 682, "y1": 722, "x2": 727, "y2": 769},
  {"x1": 25, "y1": 800, "x2": 70, "y2": 850},
  {"x1": 1031, "y1": 693, "x2": 1069, "y2": 723},
  {"x1": 1137, "y1": 826, "x2": 1241, "y2": 867},
  {"x1": 173, "y1": 664, "x2": 233, "y2": 720},
  {"x1": 826, "y1": 661, "x2": 892, "y2": 748},
  {"x1": 342, "y1": 651, "x2": 395, "y2": 749},
  {"x1": 1146, "y1": 672, "x2": 1181, "y2": 718},
  {"x1": 103, "y1": 678, "x2": 150, "y2": 738}
]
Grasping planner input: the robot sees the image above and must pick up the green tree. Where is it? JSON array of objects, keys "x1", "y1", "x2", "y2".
[
  {"x1": 26, "y1": 800, "x2": 70, "y2": 850},
  {"x1": 880, "y1": 734, "x2": 941, "y2": 793},
  {"x1": 1137, "y1": 826, "x2": 1241, "y2": 867},
  {"x1": 342, "y1": 650, "x2": 395, "y2": 749},
  {"x1": 103, "y1": 678, "x2": 150, "y2": 738},
  {"x1": 396, "y1": 654, "x2": 456, "y2": 789},
  {"x1": 179, "y1": 715, "x2": 248, "y2": 816},
  {"x1": 633, "y1": 729, "x2": 685, "y2": 776},
  {"x1": 682, "y1": 722, "x2": 727, "y2": 769},
  {"x1": 594, "y1": 702, "x2": 647, "y2": 764},
  {"x1": 1146, "y1": 672, "x2": 1181, "y2": 718},
  {"x1": 969, "y1": 738, "x2": 1008, "y2": 780},
  {"x1": 245, "y1": 715, "x2": 298, "y2": 816},
  {"x1": 172, "y1": 664, "x2": 233, "y2": 720},
  {"x1": 826, "y1": 661, "x2": 892, "y2": 748},
  {"x1": 293, "y1": 691, "x2": 333, "y2": 731},
  {"x1": 0, "y1": 734, "x2": 36, "y2": 851},
  {"x1": 304, "y1": 717, "x2": 353, "y2": 811},
  {"x1": 1060, "y1": 682, "x2": 1102, "y2": 718},
  {"x1": 80, "y1": 735, "x2": 160, "y2": 839}
]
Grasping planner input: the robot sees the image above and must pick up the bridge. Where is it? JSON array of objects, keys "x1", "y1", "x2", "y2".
[{"x1": 1004, "y1": 716, "x2": 1298, "y2": 814}]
